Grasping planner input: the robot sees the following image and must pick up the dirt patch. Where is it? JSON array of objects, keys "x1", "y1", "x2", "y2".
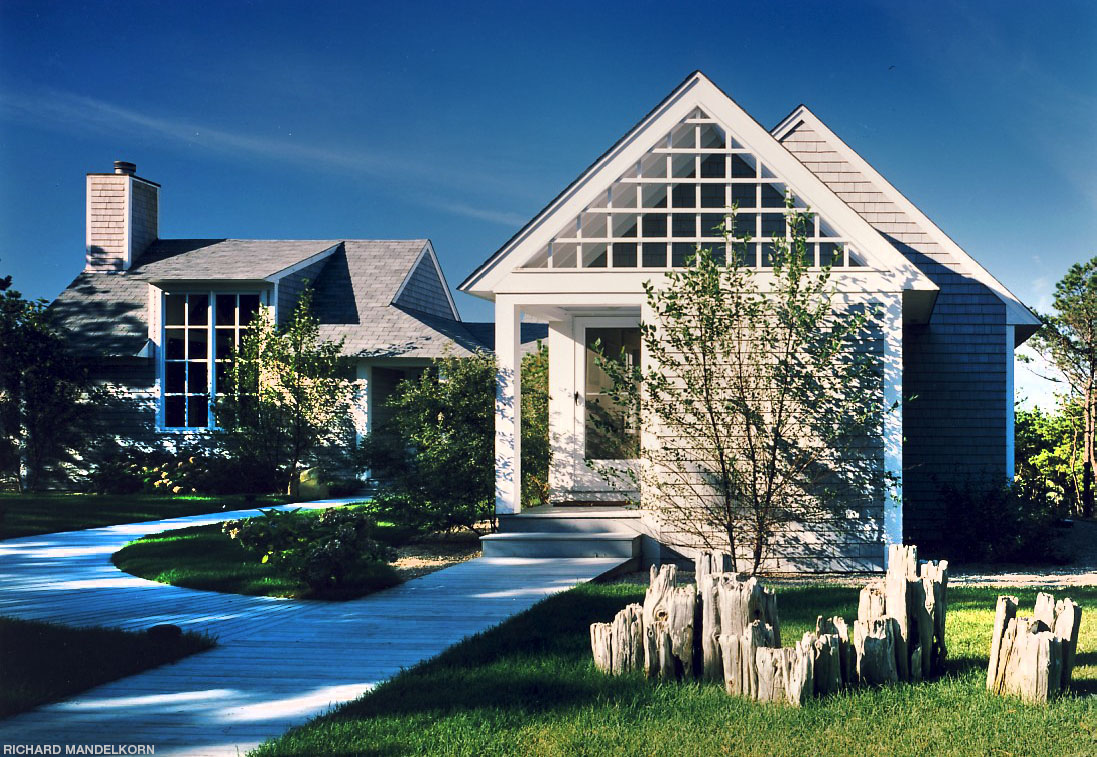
[{"x1": 390, "y1": 531, "x2": 481, "y2": 581}]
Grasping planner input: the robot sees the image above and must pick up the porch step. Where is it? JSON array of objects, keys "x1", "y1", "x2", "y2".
[
  {"x1": 497, "y1": 508, "x2": 642, "y2": 534},
  {"x1": 480, "y1": 531, "x2": 642, "y2": 558}
]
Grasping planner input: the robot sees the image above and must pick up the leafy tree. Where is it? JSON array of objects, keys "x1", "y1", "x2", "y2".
[
  {"x1": 366, "y1": 351, "x2": 496, "y2": 534},
  {"x1": 1030, "y1": 256, "x2": 1097, "y2": 517},
  {"x1": 521, "y1": 342, "x2": 551, "y2": 505},
  {"x1": 0, "y1": 275, "x2": 90, "y2": 491},
  {"x1": 593, "y1": 208, "x2": 887, "y2": 574},
  {"x1": 214, "y1": 289, "x2": 356, "y2": 494},
  {"x1": 365, "y1": 344, "x2": 552, "y2": 534},
  {"x1": 1015, "y1": 397, "x2": 1083, "y2": 515}
]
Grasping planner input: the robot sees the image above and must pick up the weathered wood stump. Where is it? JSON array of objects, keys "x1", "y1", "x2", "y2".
[
  {"x1": 717, "y1": 619, "x2": 776, "y2": 699},
  {"x1": 716, "y1": 575, "x2": 781, "y2": 646},
  {"x1": 920, "y1": 558, "x2": 949, "y2": 675},
  {"x1": 811, "y1": 632, "x2": 842, "y2": 695},
  {"x1": 642, "y1": 564, "x2": 678, "y2": 676},
  {"x1": 756, "y1": 639, "x2": 814, "y2": 706},
  {"x1": 817, "y1": 615, "x2": 854, "y2": 686},
  {"x1": 988, "y1": 593, "x2": 1082, "y2": 701}
]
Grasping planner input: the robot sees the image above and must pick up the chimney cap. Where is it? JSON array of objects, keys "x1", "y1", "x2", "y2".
[{"x1": 114, "y1": 160, "x2": 136, "y2": 175}]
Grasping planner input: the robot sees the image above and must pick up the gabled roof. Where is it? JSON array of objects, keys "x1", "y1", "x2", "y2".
[
  {"x1": 50, "y1": 238, "x2": 478, "y2": 359},
  {"x1": 771, "y1": 104, "x2": 1041, "y2": 338},
  {"x1": 458, "y1": 70, "x2": 937, "y2": 297}
]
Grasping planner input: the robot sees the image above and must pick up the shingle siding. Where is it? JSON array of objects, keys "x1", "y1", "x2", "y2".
[
  {"x1": 86, "y1": 175, "x2": 128, "y2": 271},
  {"x1": 392, "y1": 252, "x2": 455, "y2": 320},
  {"x1": 780, "y1": 120, "x2": 1010, "y2": 545},
  {"x1": 277, "y1": 256, "x2": 332, "y2": 323}
]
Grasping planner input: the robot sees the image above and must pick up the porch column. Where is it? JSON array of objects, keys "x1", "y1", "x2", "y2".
[
  {"x1": 882, "y1": 293, "x2": 904, "y2": 562},
  {"x1": 495, "y1": 296, "x2": 522, "y2": 515}
]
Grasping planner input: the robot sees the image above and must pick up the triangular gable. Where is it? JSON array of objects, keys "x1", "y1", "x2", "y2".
[
  {"x1": 771, "y1": 104, "x2": 1040, "y2": 339},
  {"x1": 459, "y1": 72, "x2": 936, "y2": 297},
  {"x1": 392, "y1": 241, "x2": 460, "y2": 320}
]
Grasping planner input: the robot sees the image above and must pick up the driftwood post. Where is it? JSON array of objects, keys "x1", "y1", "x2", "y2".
[
  {"x1": 643, "y1": 564, "x2": 677, "y2": 676},
  {"x1": 987, "y1": 595, "x2": 1019, "y2": 691},
  {"x1": 854, "y1": 616, "x2": 900, "y2": 685},
  {"x1": 695, "y1": 552, "x2": 733, "y2": 682},
  {"x1": 884, "y1": 545, "x2": 914, "y2": 681},
  {"x1": 664, "y1": 585, "x2": 698, "y2": 680},
  {"x1": 717, "y1": 619, "x2": 775, "y2": 699},
  {"x1": 591, "y1": 622, "x2": 613, "y2": 674},
  {"x1": 921, "y1": 559, "x2": 949, "y2": 675},
  {"x1": 812, "y1": 632, "x2": 842, "y2": 695},
  {"x1": 1052, "y1": 598, "x2": 1081, "y2": 691}
]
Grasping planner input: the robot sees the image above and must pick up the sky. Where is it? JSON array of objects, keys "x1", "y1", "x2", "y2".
[{"x1": 1, "y1": 0, "x2": 1094, "y2": 407}]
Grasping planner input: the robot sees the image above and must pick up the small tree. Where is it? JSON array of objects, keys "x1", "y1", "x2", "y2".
[
  {"x1": 367, "y1": 351, "x2": 496, "y2": 534},
  {"x1": 215, "y1": 289, "x2": 356, "y2": 494},
  {"x1": 1015, "y1": 397, "x2": 1084, "y2": 515},
  {"x1": 365, "y1": 345, "x2": 552, "y2": 534},
  {"x1": 1030, "y1": 256, "x2": 1097, "y2": 518},
  {"x1": 595, "y1": 208, "x2": 887, "y2": 574},
  {"x1": 0, "y1": 275, "x2": 91, "y2": 491}
]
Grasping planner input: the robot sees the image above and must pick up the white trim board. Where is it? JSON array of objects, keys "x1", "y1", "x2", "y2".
[{"x1": 770, "y1": 104, "x2": 1040, "y2": 340}]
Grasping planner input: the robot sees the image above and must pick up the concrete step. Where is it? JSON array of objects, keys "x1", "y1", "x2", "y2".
[
  {"x1": 497, "y1": 509, "x2": 642, "y2": 534},
  {"x1": 480, "y1": 531, "x2": 642, "y2": 558}
]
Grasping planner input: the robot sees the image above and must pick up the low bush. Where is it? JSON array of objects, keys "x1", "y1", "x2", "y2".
[
  {"x1": 86, "y1": 446, "x2": 279, "y2": 497},
  {"x1": 222, "y1": 507, "x2": 397, "y2": 593},
  {"x1": 936, "y1": 479, "x2": 1066, "y2": 564}
]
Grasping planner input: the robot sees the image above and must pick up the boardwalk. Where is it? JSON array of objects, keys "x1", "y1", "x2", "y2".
[{"x1": 0, "y1": 501, "x2": 626, "y2": 756}]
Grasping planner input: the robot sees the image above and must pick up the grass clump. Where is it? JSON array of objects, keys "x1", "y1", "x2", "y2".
[
  {"x1": 250, "y1": 583, "x2": 1097, "y2": 757},
  {"x1": 0, "y1": 616, "x2": 213, "y2": 717}
]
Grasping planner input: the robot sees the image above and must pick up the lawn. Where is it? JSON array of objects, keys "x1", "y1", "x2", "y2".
[
  {"x1": 251, "y1": 583, "x2": 1097, "y2": 757},
  {"x1": 0, "y1": 616, "x2": 214, "y2": 718},
  {"x1": 111, "y1": 520, "x2": 405, "y2": 600},
  {"x1": 0, "y1": 492, "x2": 288, "y2": 540}
]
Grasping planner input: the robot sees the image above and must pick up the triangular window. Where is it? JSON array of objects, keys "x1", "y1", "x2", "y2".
[{"x1": 522, "y1": 110, "x2": 867, "y2": 270}]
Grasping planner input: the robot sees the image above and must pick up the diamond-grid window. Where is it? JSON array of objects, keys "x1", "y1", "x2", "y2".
[{"x1": 523, "y1": 110, "x2": 868, "y2": 270}]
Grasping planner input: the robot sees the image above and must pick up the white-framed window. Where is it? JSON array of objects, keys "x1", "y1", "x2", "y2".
[{"x1": 160, "y1": 291, "x2": 263, "y2": 430}]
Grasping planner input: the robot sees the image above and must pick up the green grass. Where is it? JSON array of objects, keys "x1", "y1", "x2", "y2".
[
  {"x1": 112, "y1": 520, "x2": 405, "y2": 600},
  {"x1": 251, "y1": 584, "x2": 1097, "y2": 757},
  {"x1": 0, "y1": 492, "x2": 289, "y2": 540},
  {"x1": 0, "y1": 616, "x2": 214, "y2": 717}
]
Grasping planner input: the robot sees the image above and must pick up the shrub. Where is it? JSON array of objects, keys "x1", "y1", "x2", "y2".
[
  {"x1": 222, "y1": 507, "x2": 397, "y2": 593},
  {"x1": 936, "y1": 479, "x2": 1066, "y2": 564}
]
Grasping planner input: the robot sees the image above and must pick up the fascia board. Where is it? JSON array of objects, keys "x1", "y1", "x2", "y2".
[
  {"x1": 264, "y1": 243, "x2": 342, "y2": 283},
  {"x1": 772, "y1": 105, "x2": 1040, "y2": 329},
  {"x1": 495, "y1": 269, "x2": 916, "y2": 296}
]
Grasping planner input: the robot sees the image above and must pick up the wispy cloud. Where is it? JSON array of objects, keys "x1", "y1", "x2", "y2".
[{"x1": 0, "y1": 88, "x2": 530, "y2": 226}]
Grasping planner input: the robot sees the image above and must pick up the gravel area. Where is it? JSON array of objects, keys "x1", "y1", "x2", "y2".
[
  {"x1": 608, "y1": 519, "x2": 1097, "y2": 589},
  {"x1": 390, "y1": 531, "x2": 481, "y2": 580}
]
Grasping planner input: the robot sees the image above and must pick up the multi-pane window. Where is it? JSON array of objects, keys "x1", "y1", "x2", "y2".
[
  {"x1": 162, "y1": 292, "x2": 261, "y2": 429},
  {"x1": 522, "y1": 108, "x2": 868, "y2": 270}
]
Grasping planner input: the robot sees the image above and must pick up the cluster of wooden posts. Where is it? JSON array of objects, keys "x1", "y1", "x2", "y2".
[
  {"x1": 986, "y1": 592, "x2": 1082, "y2": 703},
  {"x1": 590, "y1": 544, "x2": 949, "y2": 706}
]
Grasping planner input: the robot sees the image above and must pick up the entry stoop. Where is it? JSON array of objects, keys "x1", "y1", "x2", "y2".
[{"x1": 480, "y1": 506, "x2": 643, "y2": 560}]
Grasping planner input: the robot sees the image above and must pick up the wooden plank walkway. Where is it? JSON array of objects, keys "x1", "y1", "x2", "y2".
[{"x1": 0, "y1": 502, "x2": 627, "y2": 756}]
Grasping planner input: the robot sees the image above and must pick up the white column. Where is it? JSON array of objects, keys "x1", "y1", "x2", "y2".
[
  {"x1": 882, "y1": 293, "x2": 904, "y2": 560},
  {"x1": 547, "y1": 317, "x2": 575, "y2": 497},
  {"x1": 1006, "y1": 325, "x2": 1016, "y2": 481},
  {"x1": 495, "y1": 297, "x2": 522, "y2": 515}
]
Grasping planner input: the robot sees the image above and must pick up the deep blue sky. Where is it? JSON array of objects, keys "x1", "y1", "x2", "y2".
[{"x1": 2, "y1": 1, "x2": 1094, "y2": 405}]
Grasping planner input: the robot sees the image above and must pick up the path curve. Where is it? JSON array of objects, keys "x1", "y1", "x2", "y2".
[{"x1": 0, "y1": 500, "x2": 626, "y2": 756}]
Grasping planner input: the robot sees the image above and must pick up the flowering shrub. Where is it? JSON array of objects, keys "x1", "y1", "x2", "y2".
[{"x1": 222, "y1": 507, "x2": 396, "y2": 592}]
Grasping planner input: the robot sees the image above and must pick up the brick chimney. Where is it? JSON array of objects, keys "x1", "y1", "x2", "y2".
[{"x1": 85, "y1": 160, "x2": 160, "y2": 271}]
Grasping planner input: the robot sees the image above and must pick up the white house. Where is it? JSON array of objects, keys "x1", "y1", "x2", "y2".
[{"x1": 461, "y1": 71, "x2": 1039, "y2": 571}]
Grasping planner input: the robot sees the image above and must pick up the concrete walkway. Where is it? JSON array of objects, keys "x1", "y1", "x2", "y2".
[{"x1": 0, "y1": 500, "x2": 627, "y2": 756}]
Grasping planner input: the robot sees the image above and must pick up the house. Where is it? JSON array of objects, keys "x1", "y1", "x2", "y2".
[
  {"x1": 50, "y1": 160, "x2": 543, "y2": 468},
  {"x1": 461, "y1": 71, "x2": 1039, "y2": 571}
]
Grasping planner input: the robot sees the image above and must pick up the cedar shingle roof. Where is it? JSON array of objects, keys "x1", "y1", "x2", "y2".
[{"x1": 50, "y1": 238, "x2": 542, "y2": 360}]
